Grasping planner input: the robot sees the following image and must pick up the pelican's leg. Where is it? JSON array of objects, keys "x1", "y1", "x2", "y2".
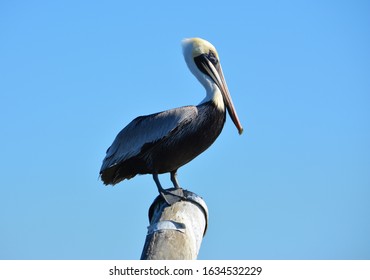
[
  {"x1": 153, "y1": 173, "x2": 165, "y2": 194},
  {"x1": 152, "y1": 173, "x2": 184, "y2": 205},
  {"x1": 170, "y1": 170, "x2": 182, "y2": 189}
]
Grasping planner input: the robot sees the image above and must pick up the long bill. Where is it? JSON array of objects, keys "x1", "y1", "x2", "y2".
[{"x1": 201, "y1": 57, "x2": 244, "y2": 135}]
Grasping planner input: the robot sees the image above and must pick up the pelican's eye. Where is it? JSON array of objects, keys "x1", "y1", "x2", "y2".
[
  {"x1": 193, "y1": 50, "x2": 220, "y2": 78},
  {"x1": 207, "y1": 50, "x2": 218, "y2": 66}
]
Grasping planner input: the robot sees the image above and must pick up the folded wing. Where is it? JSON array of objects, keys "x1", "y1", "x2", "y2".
[{"x1": 100, "y1": 106, "x2": 198, "y2": 175}]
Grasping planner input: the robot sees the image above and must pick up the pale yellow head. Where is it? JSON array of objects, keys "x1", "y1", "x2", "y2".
[{"x1": 182, "y1": 37, "x2": 219, "y2": 59}]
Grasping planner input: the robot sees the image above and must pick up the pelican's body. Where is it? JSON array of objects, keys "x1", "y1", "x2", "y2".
[
  {"x1": 100, "y1": 101, "x2": 225, "y2": 184},
  {"x1": 100, "y1": 38, "x2": 243, "y2": 201}
]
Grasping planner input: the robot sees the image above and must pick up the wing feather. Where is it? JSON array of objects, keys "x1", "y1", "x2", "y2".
[{"x1": 100, "y1": 106, "x2": 198, "y2": 173}]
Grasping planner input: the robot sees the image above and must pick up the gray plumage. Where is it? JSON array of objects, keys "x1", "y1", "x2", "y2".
[{"x1": 100, "y1": 106, "x2": 198, "y2": 183}]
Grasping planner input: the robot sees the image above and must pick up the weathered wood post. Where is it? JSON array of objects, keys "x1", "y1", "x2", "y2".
[{"x1": 140, "y1": 188, "x2": 208, "y2": 260}]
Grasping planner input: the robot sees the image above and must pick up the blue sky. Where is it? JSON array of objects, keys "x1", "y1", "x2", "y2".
[{"x1": 1, "y1": 0, "x2": 369, "y2": 259}]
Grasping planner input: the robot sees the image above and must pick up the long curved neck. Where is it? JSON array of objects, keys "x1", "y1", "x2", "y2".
[
  {"x1": 191, "y1": 63, "x2": 225, "y2": 112},
  {"x1": 199, "y1": 83, "x2": 225, "y2": 112}
]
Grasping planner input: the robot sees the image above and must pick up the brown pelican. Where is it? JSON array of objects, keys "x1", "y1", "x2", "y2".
[{"x1": 100, "y1": 38, "x2": 243, "y2": 204}]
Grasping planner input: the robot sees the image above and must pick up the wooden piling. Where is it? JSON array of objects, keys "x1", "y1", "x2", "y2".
[{"x1": 140, "y1": 188, "x2": 208, "y2": 260}]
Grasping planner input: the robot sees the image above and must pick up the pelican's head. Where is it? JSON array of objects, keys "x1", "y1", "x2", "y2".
[{"x1": 182, "y1": 38, "x2": 243, "y2": 135}]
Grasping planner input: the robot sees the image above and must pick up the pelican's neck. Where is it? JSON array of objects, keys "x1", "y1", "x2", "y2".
[{"x1": 199, "y1": 81, "x2": 225, "y2": 111}]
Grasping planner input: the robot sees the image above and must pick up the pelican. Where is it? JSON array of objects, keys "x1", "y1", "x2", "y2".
[{"x1": 100, "y1": 38, "x2": 243, "y2": 204}]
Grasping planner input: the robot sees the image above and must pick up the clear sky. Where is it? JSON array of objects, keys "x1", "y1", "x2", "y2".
[{"x1": 1, "y1": 0, "x2": 369, "y2": 260}]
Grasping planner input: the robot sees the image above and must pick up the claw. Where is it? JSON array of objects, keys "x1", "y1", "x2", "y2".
[
  {"x1": 153, "y1": 173, "x2": 185, "y2": 205},
  {"x1": 160, "y1": 188, "x2": 185, "y2": 205}
]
